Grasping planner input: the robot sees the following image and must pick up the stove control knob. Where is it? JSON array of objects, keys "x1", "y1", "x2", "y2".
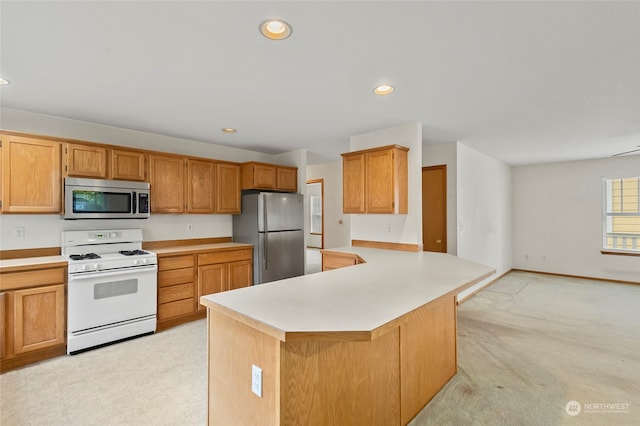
[
  {"x1": 92, "y1": 263, "x2": 99, "y2": 270},
  {"x1": 133, "y1": 259, "x2": 139, "y2": 265},
  {"x1": 79, "y1": 264, "x2": 87, "y2": 271},
  {"x1": 141, "y1": 258, "x2": 148, "y2": 264}
]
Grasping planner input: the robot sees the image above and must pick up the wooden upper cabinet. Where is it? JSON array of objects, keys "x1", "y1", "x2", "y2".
[
  {"x1": 276, "y1": 167, "x2": 298, "y2": 192},
  {"x1": 342, "y1": 145, "x2": 409, "y2": 214},
  {"x1": 112, "y1": 149, "x2": 147, "y2": 181},
  {"x1": 64, "y1": 143, "x2": 108, "y2": 178},
  {"x1": 149, "y1": 154, "x2": 186, "y2": 213},
  {"x1": 241, "y1": 162, "x2": 298, "y2": 192},
  {"x1": 1, "y1": 135, "x2": 62, "y2": 213},
  {"x1": 342, "y1": 153, "x2": 366, "y2": 213},
  {"x1": 187, "y1": 159, "x2": 215, "y2": 213},
  {"x1": 216, "y1": 163, "x2": 241, "y2": 214},
  {"x1": 242, "y1": 162, "x2": 276, "y2": 190}
]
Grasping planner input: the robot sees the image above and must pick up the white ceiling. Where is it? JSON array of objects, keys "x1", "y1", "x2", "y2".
[{"x1": 1, "y1": 1, "x2": 640, "y2": 165}]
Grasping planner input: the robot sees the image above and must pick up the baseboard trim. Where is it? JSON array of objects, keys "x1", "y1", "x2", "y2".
[
  {"x1": 513, "y1": 269, "x2": 640, "y2": 286},
  {"x1": 457, "y1": 269, "x2": 513, "y2": 305},
  {"x1": 351, "y1": 239, "x2": 420, "y2": 252}
]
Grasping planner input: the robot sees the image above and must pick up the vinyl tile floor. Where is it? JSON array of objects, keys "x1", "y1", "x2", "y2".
[{"x1": 1, "y1": 271, "x2": 639, "y2": 425}]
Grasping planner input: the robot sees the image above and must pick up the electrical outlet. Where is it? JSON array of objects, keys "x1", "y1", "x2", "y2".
[
  {"x1": 251, "y1": 365, "x2": 262, "y2": 397},
  {"x1": 14, "y1": 227, "x2": 25, "y2": 239},
  {"x1": 187, "y1": 224, "x2": 193, "y2": 231}
]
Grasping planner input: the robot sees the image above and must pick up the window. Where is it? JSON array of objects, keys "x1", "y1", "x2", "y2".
[
  {"x1": 603, "y1": 177, "x2": 640, "y2": 252},
  {"x1": 310, "y1": 195, "x2": 322, "y2": 234}
]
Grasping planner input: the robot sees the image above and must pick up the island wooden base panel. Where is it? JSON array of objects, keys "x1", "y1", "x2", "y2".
[{"x1": 207, "y1": 295, "x2": 456, "y2": 425}]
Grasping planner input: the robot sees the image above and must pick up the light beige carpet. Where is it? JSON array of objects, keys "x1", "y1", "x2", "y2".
[{"x1": 410, "y1": 271, "x2": 640, "y2": 425}]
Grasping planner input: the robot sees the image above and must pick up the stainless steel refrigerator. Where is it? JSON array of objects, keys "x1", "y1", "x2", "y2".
[{"x1": 233, "y1": 191, "x2": 305, "y2": 285}]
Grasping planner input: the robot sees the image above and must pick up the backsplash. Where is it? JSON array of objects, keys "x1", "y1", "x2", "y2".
[{"x1": 0, "y1": 214, "x2": 232, "y2": 250}]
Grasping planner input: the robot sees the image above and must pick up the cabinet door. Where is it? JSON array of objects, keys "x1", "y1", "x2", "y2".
[
  {"x1": 112, "y1": 149, "x2": 146, "y2": 181},
  {"x1": 149, "y1": 154, "x2": 185, "y2": 213},
  {"x1": 342, "y1": 153, "x2": 365, "y2": 213},
  {"x1": 366, "y1": 149, "x2": 395, "y2": 213},
  {"x1": 0, "y1": 292, "x2": 5, "y2": 360},
  {"x1": 252, "y1": 164, "x2": 276, "y2": 189},
  {"x1": 228, "y1": 260, "x2": 252, "y2": 291},
  {"x1": 276, "y1": 167, "x2": 297, "y2": 192},
  {"x1": 216, "y1": 163, "x2": 241, "y2": 214},
  {"x1": 65, "y1": 143, "x2": 108, "y2": 178},
  {"x1": 188, "y1": 159, "x2": 215, "y2": 213},
  {"x1": 321, "y1": 252, "x2": 358, "y2": 271},
  {"x1": 1, "y1": 135, "x2": 61, "y2": 213},
  {"x1": 197, "y1": 264, "x2": 227, "y2": 311},
  {"x1": 13, "y1": 284, "x2": 65, "y2": 354}
]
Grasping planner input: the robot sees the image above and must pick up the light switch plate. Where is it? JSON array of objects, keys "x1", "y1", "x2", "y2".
[{"x1": 252, "y1": 364, "x2": 262, "y2": 397}]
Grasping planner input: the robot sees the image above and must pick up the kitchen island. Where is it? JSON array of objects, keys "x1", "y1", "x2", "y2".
[{"x1": 200, "y1": 247, "x2": 495, "y2": 425}]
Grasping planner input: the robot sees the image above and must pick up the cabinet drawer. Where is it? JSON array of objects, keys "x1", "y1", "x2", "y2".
[
  {"x1": 158, "y1": 283, "x2": 194, "y2": 304},
  {"x1": 158, "y1": 255, "x2": 194, "y2": 271},
  {"x1": 0, "y1": 267, "x2": 66, "y2": 291},
  {"x1": 158, "y1": 268, "x2": 194, "y2": 288},
  {"x1": 158, "y1": 298, "x2": 194, "y2": 321},
  {"x1": 198, "y1": 249, "x2": 252, "y2": 265}
]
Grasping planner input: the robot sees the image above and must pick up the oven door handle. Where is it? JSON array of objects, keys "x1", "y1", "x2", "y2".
[{"x1": 69, "y1": 265, "x2": 158, "y2": 280}]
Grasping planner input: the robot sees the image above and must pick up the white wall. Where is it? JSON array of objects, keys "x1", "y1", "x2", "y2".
[
  {"x1": 307, "y1": 161, "x2": 350, "y2": 249},
  {"x1": 349, "y1": 123, "x2": 423, "y2": 246},
  {"x1": 0, "y1": 214, "x2": 231, "y2": 250},
  {"x1": 0, "y1": 108, "x2": 286, "y2": 250},
  {"x1": 513, "y1": 155, "x2": 640, "y2": 283},
  {"x1": 456, "y1": 143, "x2": 512, "y2": 301},
  {"x1": 422, "y1": 141, "x2": 458, "y2": 255}
]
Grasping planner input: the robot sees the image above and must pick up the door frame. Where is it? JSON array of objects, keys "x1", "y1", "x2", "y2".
[
  {"x1": 422, "y1": 165, "x2": 447, "y2": 253},
  {"x1": 306, "y1": 178, "x2": 324, "y2": 249}
]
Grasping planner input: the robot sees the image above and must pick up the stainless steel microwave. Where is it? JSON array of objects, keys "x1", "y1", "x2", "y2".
[{"x1": 64, "y1": 177, "x2": 150, "y2": 219}]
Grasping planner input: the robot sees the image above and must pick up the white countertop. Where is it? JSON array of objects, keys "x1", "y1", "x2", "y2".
[
  {"x1": 0, "y1": 255, "x2": 67, "y2": 272},
  {"x1": 151, "y1": 242, "x2": 252, "y2": 255},
  {"x1": 201, "y1": 247, "x2": 495, "y2": 341}
]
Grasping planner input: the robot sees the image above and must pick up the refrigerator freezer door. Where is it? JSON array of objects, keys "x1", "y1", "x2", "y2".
[
  {"x1": 257, "y1": 229, "x2": 304, "y2": 284},
  {"x1": 258, "y1": 192, "x2": 304, "y2": 232}
]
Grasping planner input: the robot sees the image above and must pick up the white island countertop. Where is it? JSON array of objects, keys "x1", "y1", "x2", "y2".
[{"x1": 200, "y1": 247, "x2": 495, "y2": 342}]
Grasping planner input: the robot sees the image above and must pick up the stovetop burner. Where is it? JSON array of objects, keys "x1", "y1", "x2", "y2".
[
  {"x1": 69, "y1": 253, "x2": 101, "y2": 261},
  {"x1": 119, "y1": 250, "x2": 149, "y2": 256}
]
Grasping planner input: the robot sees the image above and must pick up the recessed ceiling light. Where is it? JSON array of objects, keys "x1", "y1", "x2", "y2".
[
  {"x1": 0, "y1": 78, "x2": 9, "y2": 85},
  {"x1": 373, "y1": 84, "x2": 394, "y2": 95},
  {"x1": 260, "y1": 19, "x2": 292, "y2": 40},
  {"x1": 221, "y1": 128, "x2": 237, "y2": 134}
]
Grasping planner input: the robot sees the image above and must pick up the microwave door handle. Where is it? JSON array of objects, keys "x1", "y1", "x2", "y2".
[{"x1": 132, "y1": 192, "x2": 137, "y2": 214}]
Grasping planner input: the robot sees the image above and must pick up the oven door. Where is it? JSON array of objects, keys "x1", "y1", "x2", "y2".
[{"x1": 67, "y1": 265, "x2": 158, "y2": 333}]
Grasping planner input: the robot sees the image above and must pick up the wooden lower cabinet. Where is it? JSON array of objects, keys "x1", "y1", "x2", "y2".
[
  {"x1": 197, "y1": 264, "x2": 226, "y2": 311},
  {"x1": 157, "y1": 254, "x2": 196, "y2": 328},
  {"x1": 207, "y1": 294, "x2": 457, "y2": 425},
  {"x1": 1, "y1": 265, "x2": 67, "y2": 372},
  {"x1": 321, "y1": 251, "x2": 364, "y2": 271},
  {"x1": 197, "y1": 249, "x2": 253, "y2": 312},
  {"x1": 157, "y1": 246, "x2": 253, "y2": 328}
]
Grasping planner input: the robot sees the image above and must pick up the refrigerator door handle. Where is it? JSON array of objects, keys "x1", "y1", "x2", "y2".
[{"x1": 263, "y1": 193, "x2": 268, "y2": 269}]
